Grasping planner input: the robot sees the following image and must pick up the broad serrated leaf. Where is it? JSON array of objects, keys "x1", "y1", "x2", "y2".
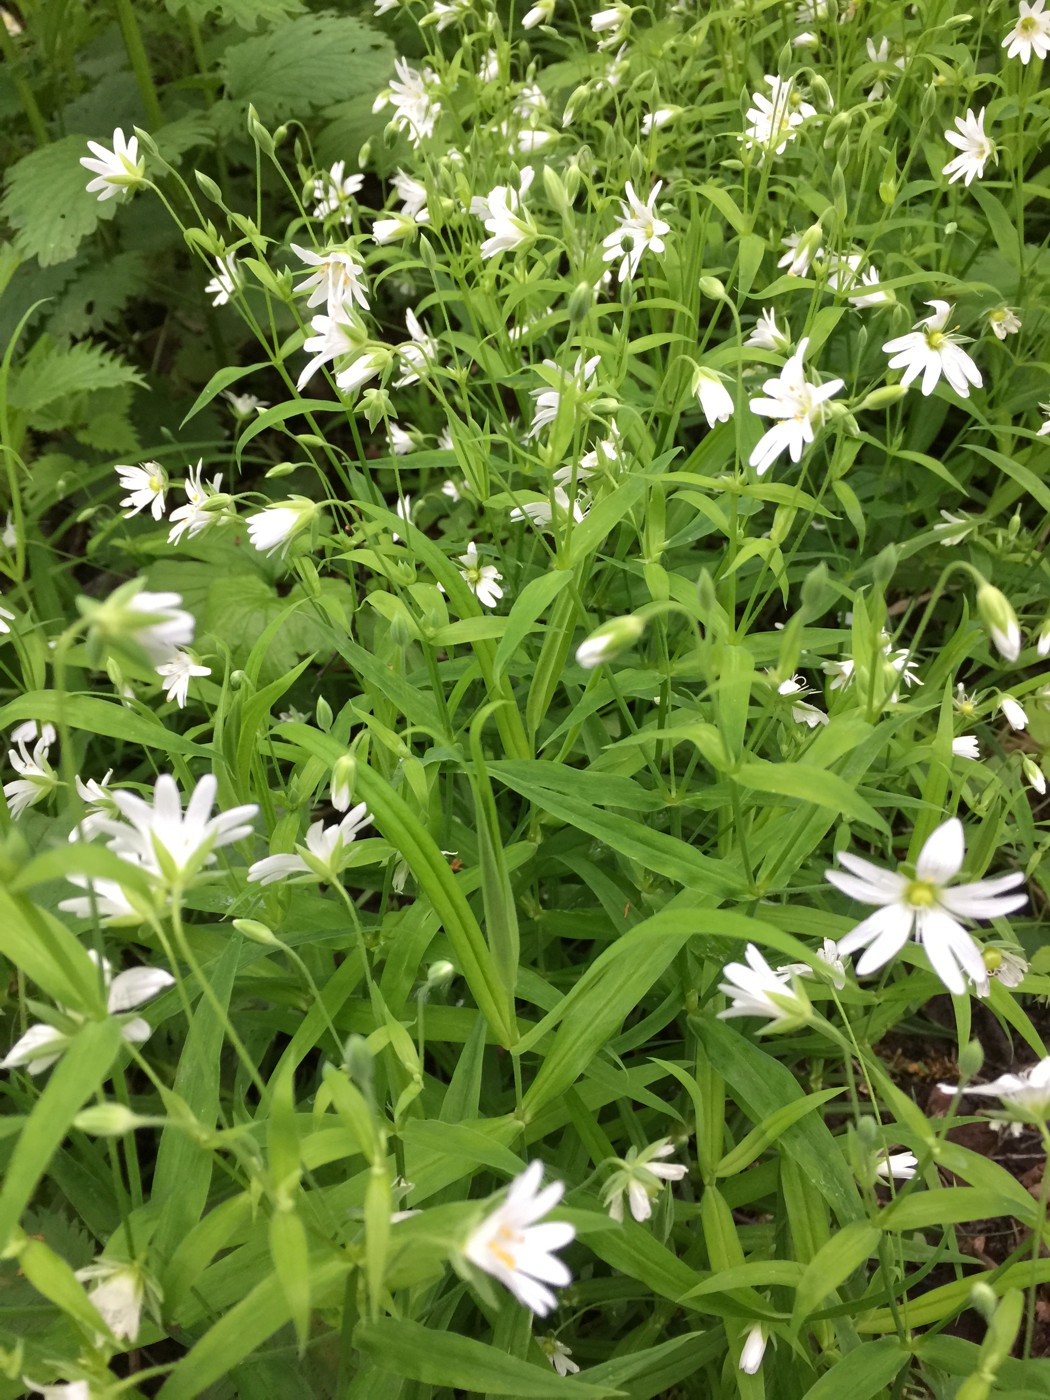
[
  {"x1": 47, "y1": 251, "x2": 151, "y2": 339},
  {"x1": 167, "y1": 0, "x2": 306, "y2": 28},
  {"x1": 1, "y1": 135, "x2": 119, "y2": 267},
  {"x1": 222, "y1": 13, "x2": 395, "y2": 124},
  {"x1": 8, "y1": 339, "x2": 143, "y2": 415}
]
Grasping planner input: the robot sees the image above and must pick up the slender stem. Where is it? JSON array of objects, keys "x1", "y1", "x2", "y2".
[{"x1": 113, "y1": 0, "x2": 164, "y2": 129}]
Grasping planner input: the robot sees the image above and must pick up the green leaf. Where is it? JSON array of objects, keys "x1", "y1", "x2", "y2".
[
  {"x1": 8, "y1": 339, "x2": 143, "y2": 415},
  {"x1": 493, "y1": 568, "x2": 572, "y2": 680},
  {"x1": 734, "y1": 758, "x2": 888, "y2": 832},
  {"x1": 0, "y1": 692, "x2": 211, "y2": 758},
  {"x1": 716, "y1": 1088, "x2": 846, "y2": 1177},
  {"x1": 354, "y1": 1318, "x2": 619, "y2": 1396},
  {"x1": 791, "y1": 1222, "x2": 880, "y2": 1327},
  {"x1": 801, "y1": 1338, "x2": 909, "y2": 1399},
  {"x1": 0, "y1": 1019, "x2": 124, "y2": 1252},
  {"x1": 1, "y1": 136, "x2": 119, "y2": 267},
  {"x1": 222, "y1": 14, "x2": 394, "y2": 123},
  {"x1": 166, "y1": 0, "x2": 306, "y2": 27}
]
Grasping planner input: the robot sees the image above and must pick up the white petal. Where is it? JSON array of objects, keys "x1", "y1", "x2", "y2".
[{"x1": 915, "y1": 818, "x2": 964, "y2": 884}]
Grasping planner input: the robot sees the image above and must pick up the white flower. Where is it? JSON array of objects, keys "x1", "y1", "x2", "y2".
[
  {"x1": 988, "y1": 307, "x2": 1022, "y2": 341},
  {"x1": 204, "y1": 253, "x2": 240, "y2": 307},
  {"x1": 741, "y1": 75, "x2": 815, "y2": 157},
  {"x1": 58, "y1": 877, "x2": 140, "y2": 924},
  {"x1": 1000, "y1": 695, "x2": 1028, "y2": 731},
  {"x1": 792, "y1": 700, "x2": 828, "y2": 727},
  {"x1": 155, "y1": 651, "x2": 210, "y2": 708},
  {"x1": 865, "y1": 35, "x2": 905, "y2": 99},
  {"x1": 825, "y1": 817, "x2": 1027, "y2": 995},
  {"x1": 116, "y1": 461, "x2": 167, "y2": 521},
  {"x1": 952, "y1": 735, "x2": 980, "y2": 760},
  {"x1": 874, "y1": 1149, "x2": 917, "y2": 1181},
  {"x1": 373, "y1": 58, "x2": 442, "y2": 146},
  {"x1": 777, "y1": 230, "x2": 822, "y2": 276},
  {"x1": 85, "y1": 772, "x2": 257, "y2": 890},
  {"x1": 4, "y1": 735, "x2": 58, "y2": 818},
  {"x1": 986, "y1": 947, "x2": 1028, "y2": 987},
  {"x1": 222, "y1": 390, "x2": 268, "y2": 420},
  {"x1": 746, "y1": 308, "x2": 791, "y2": 352},
  {"x1": 75, "y1": 1260, "x2": 145, "y2": 1342},
  {"x1": 457, "y1": 542, "x2": 503, "y2": 608},
  {"x1": 943, "y1": 108, "x2": 995, "y2": 186},
  {"x1": 748, "y1": 336, "x2": 844, "y2": 475},
  {"x1": 167, "y1": 461, "x2": 226, "y2": 546},
  {"x1": 1002, "y1": 0, "x2": 1050, "y2": 63},
  {"x1": 248, "y1": 803, "x2": 372, "y2": 886},
  {"x1": 781, "y1": 937, "x2": 847, "y2": 988},
  {"x1": 80, "y1": 127, "x2": 145, "y2": 202},
  {"x1": 476, "y1": 176, "x2": 537, "y2": 259},
  {"x1": 291, "y1": 243, "x2": 369, "y2": 316},
  {"x1": 388, "y1": 423, "x2": 418, "y2": 455},
  {"x1": 847, "y1": 265, "x2": 892, "y2": 308},
  {"x1": 72, "y1": 770, "x2": 117, "y2": 841},
  {"x1": 312, "y1": 161, "x2": 364, "y2": 223},
  {"x1": 935, "y1": 510, "x2": 976, "y2": 547},
  {"x1": 373, "y1": 213, "x2": 419, "y2": 245},
  {"x1": 692, "y1": 367, "x2": 735, "y2": 427},
  {"x1": 25, "y1": 1380, "x2": 91, "y2": 1400},
  {"x1": 523, "y1": 0, "x2": 554, "y2": 24},
  {"x1": 641, "y1": 107, "x2": 678, "y2": 134},
  {"x1": 1038, "y1": 620, "x2": 1050, "y2": 656},
  {"x1": 882, "y1": 301, "x2": 982, "y2": 398},
  {"x1": 392, "y1": 169, "x2": 430, "y2": 222},
  {"x1": 1, "y1": 952, "x2": 174, "y2": 1074},
  {"x1": 12, "y1": 721, "x2": 56, "y2": 746},
  {"x1": 393, "y1": 308, "x2": 437, "y2": 387},
  {"x1": 540, "y1": 1338, "x2": 578, "y2": 1376},
  {"x1": 1023, "y1": 756, "x2": 1046, "y2": 795},
  {"x1": 477, "y1": 46, "x2": 500, "y2": 81},
  {"x1": 528, "y1": 354, "x2": 600, "y2": 437},
  {"x1": 296, "y1": 311, "x2": 365, "y2": 392},
  {"x1": 590, "y1": 2, "x2": 631, "y2": 47},
  {"x1": 430, "y1": 0, "x2": 471, "y2": 29},
  {"x1": 441, "y1": 478, "x2": 464, "y2": 501},
  {"x1": 1, "y1": 513, "x2": 14, "y2": 549},
  {"x1": 739, "y1": 1325, "x2": 767, "y2": 1375},
  {"x1": 510, "y1": 488, "x2": 587, "y2": 529},
  {"x1": 245, "y1": 498, "x2": 317, "y2": 557},
  {"x1": 601, "y1": 180, "x2": 670, "y2": 281},
  {"x1": 463, "y1": 1161, "x2": 574, "y2": 1316},
  {"x1": 718, "y1": 943, "x2": 810, "y2": 1029},
  {"x1": 601, "y1": 1139, "x2": 687, "y2": 1223},
  {"x1": 939, "y1": 1056, "x2": 1050, "y2": 1119},
  {"x1": 392, "y1": 493, "x2": 412, "y2": 544}
]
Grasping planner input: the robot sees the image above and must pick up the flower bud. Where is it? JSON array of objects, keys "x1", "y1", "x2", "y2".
[
  {"x1": 1036, "y1": 620, "x2": 1050, "y2": 657},
  {"x1": 73, "y1": 1103, "x2": 149, "y2": 1136},
  {"x1": 567, "y1": 280, "x2": 594, "y2": 325},
  {"x1": 856, "y1": 383, "x2": 908, "y2": 412},
  {"x1": 331, "y1": 754, "x2": 356, "y2": 811},
  {"x1": 195, "y1": 170, "x2": 224, "y2": 205},
  {"x1": 426, "y1": 959, "x2": 456, "y2": 989},
  {"x1": 958, "y1": 1037, "x2": 984, "y2": 1080},
  {"x1": 976, "y1": 582, "x2": 1021, "y2": 662},
  {"x1": 698, "y1": 275, "x2": 727, "y2": 300},
  {"x1": 315, "y1": 696, "x2": 334, "y2": 732},
  {"x1": 575, "y1": 614, "x2": 646, "y2": 668},
  {"x1": 969, "y1": 1280, "x2": 998, "y2": 1325},
  {"x1": 246, "y1": 103, "x2": 275, "y2": 157},
  {"x1": 233, "y1": 918, "x2": 282, "y2": 947},
  {"x1": 1023, "y1": 755, "x2": 1046, "y2": 796}
]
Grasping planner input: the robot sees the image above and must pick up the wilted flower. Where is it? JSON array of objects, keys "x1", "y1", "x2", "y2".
[
  {"x1": 540, "y1": 1337, "x2": 578, "y2": 1376},
  {"x1": 80, "y1": 127, "x2": 145, "y2": 202},
  {"x1": 601, "y1": 1139, "x2": 687, "y2": 1222},
  {"x1": 826, "y1": 817, "x2": 1027, "y2": 995},
  {"x1": 988, "y1": 307, "x2": 1022, "y2": 340},
  {"x1": 463, "y1": 1161, "x2": 574, "y2": 1316}
]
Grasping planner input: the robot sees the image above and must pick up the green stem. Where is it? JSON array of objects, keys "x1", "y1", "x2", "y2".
[
  {"x1": 113, "y1": 0, "x2": 164, "y2": 130},
  {"x1": 0, "y1": 20, "x2": 48, "y2": 146}
]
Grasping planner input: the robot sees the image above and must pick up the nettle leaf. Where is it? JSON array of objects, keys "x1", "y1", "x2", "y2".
[
  {"x1": 1, "y1": 135, "x2": 119, "y2": 267},
  {"x1": 222, "y1": 13, "x2": 395, "y2": 124},
  {"x1": 48, "y1": 250, "x2": 151, "y2": 339},
  {"x1": 166, "y1": 0, "x2": 307, "y2": 28},
  {"x1": 203, "y1": 572, "x2": 351, "y2": 679},
  {"x1": 7, "y1": 340, "x2": 144, "y2": 416}
]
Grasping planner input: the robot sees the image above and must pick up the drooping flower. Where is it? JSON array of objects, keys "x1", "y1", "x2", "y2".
[
  {"x1": 373, "y1": 58, "x2": 442, "y2": 146},
  {"x1": 391, "y1": 169, "x2": 430, "y2": 224},
  {"x1": 474, "y1": 171, "x2": 537, "y2": 259},
  {"x1": 952, "y1": 735, "x2": 980, "y2": 760},
  {"x1": 718, "y1": 943, "x2": 811, "y2": 1030},
  {"x1": 600, "y1": 1139, "x2": 688, "y2": 1223},
  {"x1": 155, "y1": 651, "x2": 210, "y2": 708},
  {"x1": 71, "y1": 770, "x2": 117, "y2": 841},
  {"x1": 590, "y1": 2, "x2": 632, "y2": 48},
  {"x1": 204, "y1": 253, "x2": 241, "y2": 307},
  {"x1": 1002, "y1": 0, "x2": 1050, "y2": 64},
  {"x1": 942, "y1": 108, "x2": 995, "y2": 186},
  {"x1": 247, "y1": 803, "x2": 373, "y2": 886},
  {"x1": 311, "y1": 161, "x2": 364, "y2": 223},
  {"x1": 4, "y1": 735, "x2": 59, "y2": 817},
  {"x1": 777, "y1": 228, "x2": 822, "y2": 276},
  {"x1": 393, "y1": 308, "x2": 437, "y2": 388},
  {"x1": 528, "y1": 355, "x2": 601, "y2": 437},
  {"x1": 523, "y1": 0, "x2": 555, "y2": 25},
  {"x1": 462, "y1": 1161, "x2": 575, "y2": 1316},
  {"x1": 976, "y1": 582, "x2": 1021, "y2": 661},
  {"x1": 1, "y1": 952, "x2": 174, "y2": 1074},
  {"x1": 780, "y1": 937, "x2": 847, "y2": 988},
  {"x1": 882, "y1": 301, "x2": 982, "y2": 398},
  {"x1": 291, "y1": 243, "x2": 369, "y2": 315},
  {"x1": 988, "y1": 307, "x2": 1022, "y2": 341},
  {"x1": 510, "y1": 488, "x2": 588, "y2": 528},
  {"x1": 540, "y1": 1337, "x2": 578, "y2": 1376},
  {"x1": 641, "y1": 106, "x2": 679, "y2": 134},
  {"x1": 939, "y1": 1056, "x2": 1050, "y2": 1119},
  {"x1": 999, "y1": 695, "x2": 1028, "y2": 731},
  {"x1": 748, "y1": 337, "x2": 844, "y2": 475},
  {"x1": 222, "y1": 390, "x2": 268, "y2": 420},
  {"x1": 739, "y1": 1325, "x2": 767, "y2": 1375},
  {"x1": 84, "y1": 773, "x2": 257, "y2": 891},
  {"x1": 74, "y1": 1259, "x2": 147, "y2": 1342},
  {"x1": 245, "y1": 498, "x2": 319, "y2": 557},
  {"x1": 0, "y1": 599, "x2": 13, "y2": 635},
  {"x1": 745, "y1": 308, "x2": 791, "y2": 352},
  {"x1": 457, "y1": 542, "x2": 503, "y2": 608},
  {"x1": 80, "y1": 127, "x2": 145, "y2": 202},
  {"x1": 692, "y1": 367, "x2": 735, "y2": 427},
  {"x1": 601, "y1": 180, "x2": 670, "y2": 281},
  {"x1": 116, "y1": 461, "x2": 167, "y2": 521},
  {"x1": 825, "y1": 817, "x2": 1027, "y2": 995},
  {"x1": 874, "y1": 1149, "x2": 918, "y2": 1181}
]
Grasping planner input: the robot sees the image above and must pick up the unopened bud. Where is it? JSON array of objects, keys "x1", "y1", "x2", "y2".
[
  {"x1": 575, "y1": 614, "x2": 646, "y2": 668},
  {"x1": 246, "y1": 103, "x2": 275, "y2": 157},
  {"x1": 315, "y1": 696, "x2": 334, "y2": 732},
  {"x1": 958, "y1": 1038, "x2": 984, "y2": 1080},
  {"x1": 331, "y1": 754, "x2": 356, "y2": 811},
  {"x1": 426, "y1": 959, "x2": 456, "y2": 989},
  {"x1": 195, "y1": 170, "x2": 224, "y2": 204},
  {"x1": 1036, "y1": 620, "x2": 1050, "y2": 657},
  {"x1": 73, "y1": 1103, "x2": 148, "y2": 1136},
  {"x1": 969, "y1": 1281, "x2": 998, "y2": 1324},
  {"x1": 234, "y1": 918, "x2": 282, "y2": 947},
  {"x1": 698, "y1": 275, "x2": 727, "y2": 300},
  {"x1": 567, "y1": 281, "x2": 593, "y2": 324},
  {"x1": 343, "y1": 1034, "x2": 374, "y2": 1095},
  {"x1": 976, "y1": 582, "x2": 1021, "y2": 662},
  {"x1": 856, "y1": 383, "x2": 908, "y2": 412},
  {"x1": 1023, "y1": 755, "x2": 1046, "y2": 796},
  {"x1": 542, "y1": 163, "x2": 569, "y2": 213}
]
